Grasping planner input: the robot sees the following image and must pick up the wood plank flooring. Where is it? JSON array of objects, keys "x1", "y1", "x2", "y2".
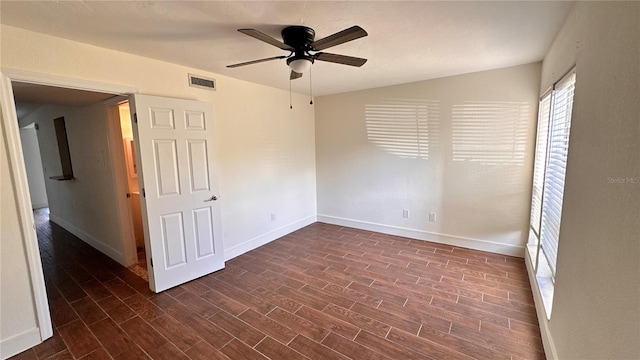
[{"x1": 11, "y1": 209, "x2": 545, "y2": 359}]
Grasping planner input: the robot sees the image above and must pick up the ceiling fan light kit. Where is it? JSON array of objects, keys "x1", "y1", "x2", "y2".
[{"x1": 288, "y1": 58, "x2": 312, "y2": 73}]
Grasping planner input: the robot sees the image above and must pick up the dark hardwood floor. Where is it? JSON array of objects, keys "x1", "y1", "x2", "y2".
[{"x1": 11, "y1": 208, "x2": 544, "y2": 360}]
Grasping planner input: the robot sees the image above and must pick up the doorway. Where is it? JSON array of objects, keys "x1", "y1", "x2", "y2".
[
  {"x1": 2, "y1": 72, "x2": 225, "y2": 356},
  {"x1": 12, "y1": 82, "x2": 147, "y2": 277},
  {"x1": 6, "y1": 75, "x2": 227, "y2": 294},
  {"x1": 116, "y1": 101, "x2": 148, "y2": 281},
  {"x1": 0, "y1": 70, "x2": 142, "y2": 351}
]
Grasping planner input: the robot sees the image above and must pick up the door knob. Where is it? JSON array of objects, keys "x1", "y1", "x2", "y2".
[{"x1": 205, "y1": 195, "x2": 219, "y2": 202}]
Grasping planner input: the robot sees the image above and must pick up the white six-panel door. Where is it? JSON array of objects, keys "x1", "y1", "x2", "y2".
[{"x1": 130, "y1": 94, "x2": 224, "y2": 292}]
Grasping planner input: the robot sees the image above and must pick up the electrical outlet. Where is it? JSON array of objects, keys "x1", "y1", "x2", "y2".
[
  {"x1": 403, "y1": 209, "x2": 409, "y2": 218},
  {"x1": 270, "y1": 213, "x2": 276, "y2": 221},
  {"x1": 429, "y1": 212, "x2": 437, "y2": 222}
]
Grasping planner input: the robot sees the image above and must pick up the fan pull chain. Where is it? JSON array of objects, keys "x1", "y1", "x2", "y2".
[
  {"x1": 309, "y1": 67, "x2": 313, "y2": 105},
  {"x1": 289, "y1": 77, "x2": 293, "y2": 109}
]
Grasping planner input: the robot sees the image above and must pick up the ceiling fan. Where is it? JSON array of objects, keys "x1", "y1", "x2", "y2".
[{"x1": 227, "y1": 25, "x2": 368, "y2": 80}]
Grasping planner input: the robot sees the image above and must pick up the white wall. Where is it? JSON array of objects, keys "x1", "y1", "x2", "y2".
[
  {"x1": 0, "y1": 114, "x2": 40, "y2": 358},
  {"x1": 0, "y1": 24, "x2": 317, "y2": 354},
  {"x1": 22, "y1": 103, "x2": 128, "y2": 263},
  {"x1": 315, "y1": 63, "x2": 541, "y2": 256},
  {"x1": 1, "y1": 23, "x2": 317, "y2": 254},
  {"x1": 214, "y1": 72, "x2": 317, "y2": 258},
  {"x1": 19, "y1": 126, "x2": 48, "y2": 208},
  {"x1": 530, "y1": 2, "x2": 640, "y2": 359}
]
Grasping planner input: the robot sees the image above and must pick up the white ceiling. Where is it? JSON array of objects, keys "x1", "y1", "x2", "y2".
[{"x1": 0, "y1": 1, "x2": 573, "y2": 96}]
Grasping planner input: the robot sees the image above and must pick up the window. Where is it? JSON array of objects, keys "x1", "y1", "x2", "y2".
[
  {"x1": 528, "y1": 69, "x2": 576, "y2": 318},
  {"x1": 529, "y1": 94, "x2": 551, "y2": 243}
]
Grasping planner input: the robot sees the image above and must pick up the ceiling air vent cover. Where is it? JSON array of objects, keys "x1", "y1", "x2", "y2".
[{"x1": 188, "y1": 74, "x2": 216, "y2": 91}]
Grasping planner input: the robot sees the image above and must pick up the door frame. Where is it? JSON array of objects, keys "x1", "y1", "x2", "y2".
[{"x1": 0, "y1": 68, "x2": 138, "y2": 351}]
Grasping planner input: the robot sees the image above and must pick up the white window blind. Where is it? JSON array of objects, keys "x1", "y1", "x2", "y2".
[
  {"x1": 530, "y1": 94, "x2": 551, "y2": 237},
  {"x1": 539, "y1": 71, "x2": 575, "y2": 275}
]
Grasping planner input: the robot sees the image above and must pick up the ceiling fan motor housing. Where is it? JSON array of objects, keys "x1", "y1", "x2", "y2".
[
  {"x1": 282, "y1": 26, "x2": 315, "y2": 50},
  {"x1": 282, "y1": 26, "x2": 316, "y2": 64}
]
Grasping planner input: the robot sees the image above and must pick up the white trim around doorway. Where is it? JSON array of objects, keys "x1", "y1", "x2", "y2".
[{"x1": 0, "y1": 68, "x2": 138, "y2": 357}]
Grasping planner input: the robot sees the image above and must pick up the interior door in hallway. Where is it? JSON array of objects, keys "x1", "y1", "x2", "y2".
[{"x1": 130, "y1": 94, "x2": 224, "y2": 292}]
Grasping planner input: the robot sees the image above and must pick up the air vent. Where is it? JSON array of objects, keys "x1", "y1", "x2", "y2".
[{"x1": 188, "y1": 74, "x2": 216, "y2": 91}]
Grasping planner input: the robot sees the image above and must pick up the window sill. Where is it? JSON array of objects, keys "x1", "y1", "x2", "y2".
[
  {"x1": 535, "y1": 256, "x2": 555, "y2": 320},
  {"x1": 526, "y1": 229, "x2": 554, "y2": 320},
  {"x1": 536, "y1": 275, "x2": 554, "y2": 319}
]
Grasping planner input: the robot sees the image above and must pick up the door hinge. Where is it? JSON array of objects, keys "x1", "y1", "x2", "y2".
[
  {"x1": 150, "y1": 258, "x2": 153, "y2": 267},
  {"x1": 142, "y1": 188, "x2": 145, "y2": 197},
  {"x1": 34, "y1": 123, "x2": 39, "y2": 130},
  {"x1": 134, "y1": 113, "x2": 138, "y2": 124},
  {"x1": 126, "y1": 193, "x2": 131, "y2": 198}
]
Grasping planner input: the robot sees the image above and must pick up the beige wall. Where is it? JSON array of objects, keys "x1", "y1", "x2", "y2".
[
  {"x1": 0, "y1": 23, "x2": 317, "y2": 254},
  {"x1": 534, "y1": 2, "x2": 640, "y2": 359},
  {"x1": 315, "y1": 63, "x2": 541, "y2": 255},
  {"x1": 0, "y1": 24, "x2": 317, "y2": 354}
]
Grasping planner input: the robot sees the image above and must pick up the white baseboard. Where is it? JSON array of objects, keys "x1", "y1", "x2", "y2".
[
  {"x1": 224, "y1": 215, "x2": 317, "y2": 261},
  {"x1": 317, "y1": 215, "x2": 525, "y2": 257},
  {"x1": 525, "y1": 253, "x2": 557, "y2": 360},
  {"x1": 49, "y1": 214, "x2": 126, "y2": 265},
  {"x1": 0, "y1": 327, "x2": 41, "y2": 360}
]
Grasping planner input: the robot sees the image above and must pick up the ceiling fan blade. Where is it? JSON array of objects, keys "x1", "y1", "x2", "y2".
[
  {"x1": 227, "y1": 56, "x2": 287, "y2": 68},
  {"x1": 290, "y1": 70, "x2": 303, "y2": 80},
  {"x1": 238, "y1": 29, "x2": 294, "y2": 51},
  {"x1": 314, "y1": 52, "x2": 367, "y2": 67},
  {"x1": 310, "y1": 26, "x2": 368, "y2": 51}
]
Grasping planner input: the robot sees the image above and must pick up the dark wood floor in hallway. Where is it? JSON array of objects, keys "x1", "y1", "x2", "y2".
[{"x1": 11, "y1": 209, "x2": 545, "y2": 360}]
